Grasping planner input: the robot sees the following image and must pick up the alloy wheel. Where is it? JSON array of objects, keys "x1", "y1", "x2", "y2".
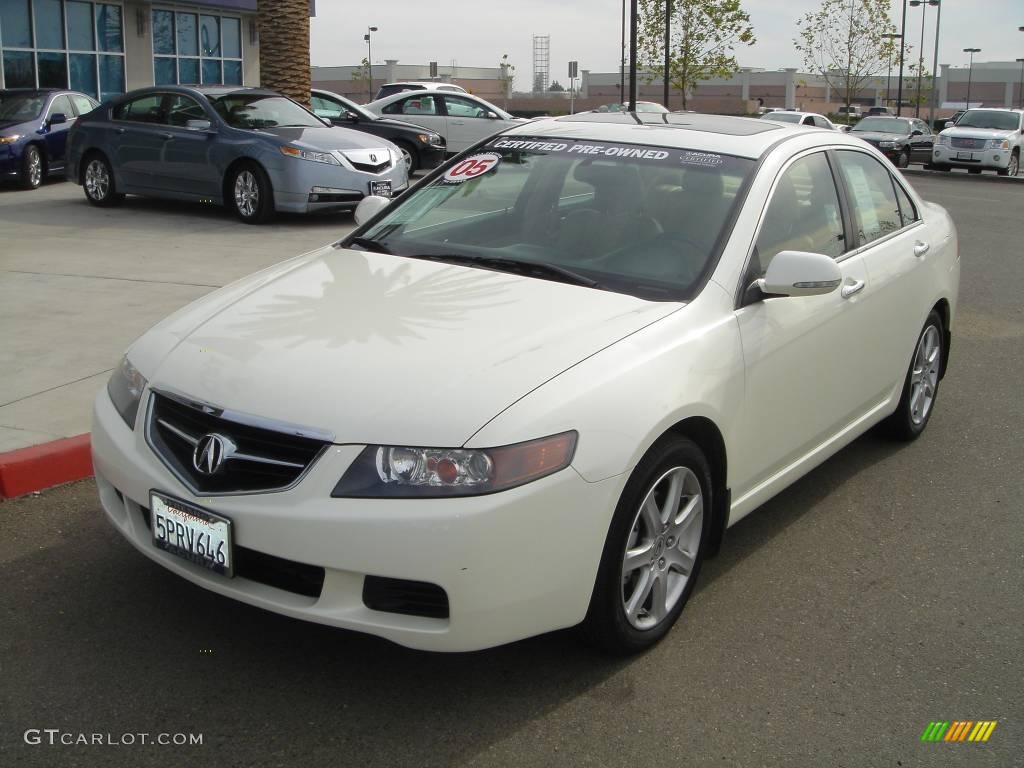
[
  {"x1": 84, "y1": 159, "x2": 109, "y2": 200},
  {"x1": 28, "y1": 149, "x2": 42, "y2": 187},
  {"x1": 909, "y1": 325, "x2": 941, "y2": 426},
  {"x1": 400, "y1": 147, "x2": 413, "y2": 172},
  {"x1": 620, "y1": 466, "x2": 703, "y2": 630},
  {"x1": 234, "y1": 170, "x2": 259, "y2": 218},
  {"x1": 1009, "y1": 153, "x2": 1020, "y2": 177}
]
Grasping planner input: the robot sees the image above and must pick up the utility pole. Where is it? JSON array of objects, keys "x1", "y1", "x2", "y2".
[
  {"x1": 629, "y1": 0, "x2": 638, "y2": 110},
  {"x1": 620, "y1": 0, "x2": 626, "y2": 103},
  {"x1": 896, "y1": 0, "x2": 908, "y2": 116},
  {"x1": 663, "y1": 0, "x2": 672, "y2": 109}
]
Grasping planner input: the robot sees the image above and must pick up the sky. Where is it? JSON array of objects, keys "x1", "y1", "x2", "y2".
[{"x1": 310, "y1": 0, "x2": 1024, "y2": 85}]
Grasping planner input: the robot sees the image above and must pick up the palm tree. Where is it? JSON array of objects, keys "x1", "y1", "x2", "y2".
[{"x1": 257, "y1": 0, "x2": 310, "y2": 105}]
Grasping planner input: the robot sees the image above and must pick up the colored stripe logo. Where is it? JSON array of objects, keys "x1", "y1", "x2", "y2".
[{"x1": 921, "y1": 721, "x2": 997, "y2": 742}]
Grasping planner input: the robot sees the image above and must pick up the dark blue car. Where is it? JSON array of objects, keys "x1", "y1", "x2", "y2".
[{"x1": 0, "y1": 89, "x2": 99, "y2": 189}]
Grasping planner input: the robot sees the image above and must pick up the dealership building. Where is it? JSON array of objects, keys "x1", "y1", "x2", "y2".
[{"x1": 0, "y1": 0, "x2": 260, "y2": 99}]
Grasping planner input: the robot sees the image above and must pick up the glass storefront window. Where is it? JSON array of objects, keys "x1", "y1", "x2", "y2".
[
  {"x1": 66, "y1": 1, "x2": 94, "y2": 51},
  {"x1": 95, "y1": 3, "x2": 122, "y2": 52},
  {"x1": 176, "y1": 13, "x2": 197, "y2": 57},
  {"x1": 201, "y1": 58, "x2": 220, "y2": 85},
  {"x1": 98, "y1": 52, "x2": 123, "y2": 100},
  {"x1": 0, "y1": 0, "x2": 32, "y2": 48},
  {"x1": 199, "y1": 15, "x2": 219, "y2": 57},
  {"x1": 33, "y1": 0, "x2": 65, "y2": 49},
  {"x1": 223, "y1": 59, "x2": 241, "y2": 86},
  {"x1": 2, "y1": 48, "x2": 34, "y2": 86},
  {"x1": 152, "y1": 9, "x2": 243, "y2": 89},
  {"x1": 37, "y1": 50, "x2": 67, "y2": 87},
  {"x1": 154, "y1": 56, "x2": 176, "y2": 85},
  {"x1": 178, "y1": 57, "x2": 198, "y2": 85},
  {"x1": 222, "y1": 17, "x2": 240, "y2": 59},
  {"x1": 153, "y1": 10, "x2": 174, "y2": 55},
  {"x1": 69, "y1": 51, "x2": 96, "y2": 94}
]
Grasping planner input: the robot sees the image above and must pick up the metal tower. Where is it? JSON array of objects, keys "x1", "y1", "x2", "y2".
[{"x1": 532, "y1": 34, "x2": 550, "y2": 94}]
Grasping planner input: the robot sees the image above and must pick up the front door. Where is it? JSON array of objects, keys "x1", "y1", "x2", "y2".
[
  {"x1": 155, "y1": 94, "x2": 220, "y2": 198},
  {"x1": 41, "y1": 94, "x2": 75, "y2": 169},
  {"x1": 111, "y1": 93, "x2": 168, "y2": 190},
  {"x1": 442, "y1": 95, "x2": 507, "y2": 153}
]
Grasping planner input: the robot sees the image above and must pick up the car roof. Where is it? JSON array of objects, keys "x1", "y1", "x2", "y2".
[
  {"x1": 367, "y1": 89, "x2": 497, "y2": 110},
  {"x1": 115, "y1": 85, "x2": 280, "y2": 100},
  {"x1": 498, "y1": 112, "x2": 848, "y2": 160},
  {"x1": 383, "y1": 81, "x2": 466, "y2": 90}
]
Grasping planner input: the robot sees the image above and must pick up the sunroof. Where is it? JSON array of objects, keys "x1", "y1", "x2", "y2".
[{"x1": 557, "y1": 111, "x2": 781, "y2": 136}]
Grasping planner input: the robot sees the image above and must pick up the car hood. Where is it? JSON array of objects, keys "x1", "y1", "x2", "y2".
[
  {"x1": 940, "y1": 127, "x2": 1014, "y2": 141},
  {"x1": 256, "y1": 125, "x2": 394, "y2": 152},
  {"x1": 371, "y1": 115, "x2": 440, "y2": 134},
  {"x1": 851, "y1": 130, "x2": 909, "y2": 143},
  {"x1": 0, "y1": 119, "x2": 29, "y2": 133},
  {"x1": 141, "y1": 247, "x2": 678, "y2": 447}
]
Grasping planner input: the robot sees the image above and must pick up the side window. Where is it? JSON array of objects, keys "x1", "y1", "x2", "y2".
[
  {"x1": 70, "y1": 95, "x2": 97, "y2": 116},
  {"x1": 311, "y1": 95, "x2": 343, "y2": 119},
  {"x1": 753, "y1": 152, "x2": 846, "y2": 276},
  {"x1": 444, "y1": 95, "x2": 487, "y2": 118},
  {"x1": 165, "y1": 95, "x2": 206, "y2": 127},
  {"x1": 893, "y1": 179, "x2": 919, "y2": 228},
  {"x1": 113, "y1": 94, "x2": 165, "y2": 124},
  {"x1": 383, "y1": 95, "x2": 437, "y2": 116},
  {"x1": 834, "y1": 151, "x2": 903, "y2": 245},
  {"x1": 48, "y1": 95, "x2": 75, "y2": 120},
  {"x1": 813, "y1": 116, "x2": 830, "y2": 129},
  {"x1": 802, "y1": 116, "x2": 814, "y2": 126}
]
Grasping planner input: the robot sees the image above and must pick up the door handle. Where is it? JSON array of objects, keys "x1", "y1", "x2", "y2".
[
  {"x1": 115, "y1": 127, "x2": 126, "y2": 135},
  {"x1": 159, "y1": 132, "x2": 174, "y2": 141},
  {"x1": 841, "y1": 278, "x2": 866, "y2": 299},
  {"x1": 913, "y1": 241, "x2": 930, "y2": 258},
  {"x1": 450, "y1": 120, "x2": 465, "y2": 125}
]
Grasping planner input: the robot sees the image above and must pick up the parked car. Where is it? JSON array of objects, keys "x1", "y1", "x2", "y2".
[
  {"x1": 374, "y1": 81, "x2": 468, "y2": 101},
  {"x1": 848, "y1": 116, "x2": 935, "y2": 167},
  {"x1": 0, "y1": 88, "x2": 98, "y2": 189},
  {"x1": 364, "y1": 90, "x2": 520, "y2": 154},
  {"x1": 310, "y1": 88, "x2": 445, "y2": 172},
  {"x1": 866, "y1": 106, "x2": 895, "y2": 117},
  {"x1": 591, "y1": 101, "x2": 670, "y2": 114},
  {"x1": 837, "y1": 105, "x2": 863, "y2": 120},
  {"x1": 65, "y1": 86, "x2": 408, "y2": 224},
  {"x1": 931, "y1": 108, "x2": 1023, "y2": 176},
  {"x1": 91, "y1": 111, "x2": 958, "y2": 653},
  {"x1": 759, "y1": 110, "x2": 837, "y2": 130}
]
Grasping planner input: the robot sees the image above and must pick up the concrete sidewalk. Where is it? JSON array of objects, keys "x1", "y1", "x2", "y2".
[{"x1": 0, "y1": 179, "x2": 357, "y2": 455}]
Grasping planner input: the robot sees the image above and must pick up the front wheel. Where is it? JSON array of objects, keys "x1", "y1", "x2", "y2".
[
  {"x1": 883, "y1": 310, "x2": 944, "y2": 441},
  {"x1": 228, "y1": 162, "x2": 275, "y2": 224},
  {"x1": 582, "y1": 435, "x2": 711, "y2": 654},
  {"x1": 395, "y1": 141, "x2": 418, "y2": 174},
  {"x1": 997, "y1": 152, "x2": 1019, "y2": 177},
  {"x1": 19, "y1": 144, "x2": 43, "y2": 189},
  {"x1": 896, "y1": 148, "x2": 911, "y2": 169}
]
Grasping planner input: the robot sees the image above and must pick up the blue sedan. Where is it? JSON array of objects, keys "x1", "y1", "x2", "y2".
[
  {"x1": 65, "y1": 85, "x2": 409, "y2": 224},
  {"x1": 1, "y1": 89, "x2": 99, "y2": 189}
]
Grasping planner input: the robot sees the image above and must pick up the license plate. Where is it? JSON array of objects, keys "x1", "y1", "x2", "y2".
[
  {"x1": 956, "y1": 152, "x2": 975, "y2": 160},
  {"x1": 369, "y1": 180, "x2": 392, "y2": 197},
  {"x1": 150, "y1": 492, "x2": 233, "y2": 577}
]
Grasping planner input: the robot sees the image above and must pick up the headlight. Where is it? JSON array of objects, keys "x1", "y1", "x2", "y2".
[
  {"x1": 878, "y1": 141, "x2": 897, "y2": 148},
  {"x1": 938, "y1": 135, "x2": 951, "y2": 146},
  {"x1": 332, "y1": 432, "x2": 577, "y2": 498},
  {"x1": 107, "y1": 356, "x2": 147, "y2": 429},
  {"x1": 988, "y1": 138, "x2": 1010, "y2": 149},
  {"x1": 417, "y1": 133, "x2": 443, "y2": 146},
  {"x1": 0, "y1": 134, "x2": 22, "y2": 144},
  {"x1": 279, "y1": 145, "x2": 340, "y2": 165}
]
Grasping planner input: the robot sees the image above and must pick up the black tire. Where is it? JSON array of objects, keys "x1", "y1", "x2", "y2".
[
  {"x1": 883, "y1": 310, "x2": 944, "y2": 441},
  {"x1": 394, "y1": 141, "x2": 419, "y2": 174},
  {"x1": 896, "y1": 148, "x2": 911, "y2": 169},
  {"x1": 581, "y1": 435, "x2": 712, "y2": 654},
  {"x1": 81, "y1": 152, "x2": 123, "y2": 206},
  {"x1": 19, "y1": 144, "x2": 44, "y2": 189},
  {"x1": 997, "y1": 151, "x2": 1019, "y2": 177},
  {"x1": 227, "y1": 162, "x2": 275, "y2": 224}
]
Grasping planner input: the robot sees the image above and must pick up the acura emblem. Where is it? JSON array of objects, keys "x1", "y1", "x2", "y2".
[
  {"x1": 193, "y1": 433, "x2": 233, "y2": 475},
  {"x1": 370, "y1": 153, "x2": 377, "y2": 163}
]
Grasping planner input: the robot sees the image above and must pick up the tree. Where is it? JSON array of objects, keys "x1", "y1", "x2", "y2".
[
  {"x1": 352, "y1": 58, "x2": 372, "y2": 101},
  {"x1": 638, "y1": 0, "x2": 756, "y2": 110},
  {"x1": 548, "y1": 80, "x2": 566, "y2": 92},
  {"x1": 498, "y1": 54, "x2": 515, "y2": 109},
  {"x1": 794, "y1": 0, "x2": 899, "y2": 115},
  {"x1": 257, "y1": 0, "x2": 310, "y2": 105}
]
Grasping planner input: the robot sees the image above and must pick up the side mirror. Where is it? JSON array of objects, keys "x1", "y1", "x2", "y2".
[
  {"x1": 758, "y1": 250, "x2": 842, "y2": 298},
  {"x1": 944, "y1": 121, "x2": 954, "y2": 129},
  {"x1": 911, "y1": 129, "x2": 923, "y2": 136},
  {"x1": 353, "y1": 195, "x2": 391, "y2": 226},
  {"x1": 486, "y1": 111, "x2": 499, "y2": 119},
  {"x1": 185, "y1": 119, "x2": 212, "y2": 131},
  {"x1": 48, "y1": 112, "x2": 67, "y2": 126}
]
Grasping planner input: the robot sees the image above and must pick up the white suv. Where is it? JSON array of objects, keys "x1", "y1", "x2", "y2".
[{"x1": 931, "y1": 108, "x2": 1023, "y2": 176}]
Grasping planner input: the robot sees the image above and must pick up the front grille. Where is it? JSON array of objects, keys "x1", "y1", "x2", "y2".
[
  {"x1": 147, "y1": 392, "x2": 329, "y2": 495},
  {"x1": 951, "y1": 137, "x2": 985, "y2": 149},
  {"x1": 363, "y1": 576, "x2": 449, "y2": 619},
  {"x1": 349, "y1": 159, "x2": 391, "y2": 174},
  {"x1": 138, "y1": 505, "x2": 325, "y2": 598}
]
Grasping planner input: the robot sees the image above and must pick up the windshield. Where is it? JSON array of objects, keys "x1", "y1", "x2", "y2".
[
  {"x1": 955, "y1": 110, "x2": 1020, "y2": 131},
  {"x1": 212, "y1": 94, "x2": 325, "y2": 129},
  {"x1": 633, "y1": 102, "x2": 669, "y2": 113},
  {"x1": 350, "y1": 137, "x2": 755, "y2": 301},
  {"x1": 312, "y1": 93, "x2": 375, "y2": 122},
  {"x1": 0, "y1": 93, "x2": 45, "y2": 122},
  {"x1": 852, "y1": 117, "x2": 910, "y2": 134},
  {"x1": 763, "y1": 112, "x2": 802, "y2": 124}
]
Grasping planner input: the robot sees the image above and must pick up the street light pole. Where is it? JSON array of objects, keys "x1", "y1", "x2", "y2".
[
  {"x1": 663, "y1": 0, "x2": 672, "y2": 109},
  {"x1": 896, "y1": 0, "x2": 908, "y2": 116},
  {"x1": 620, "y1": 0, "x2": 626, "y2": 103},
  {"x1": 963, "y1": 47, "x2": 981, "y2": 108},
  {"x1": 882, "y1": 33, "x2": 902, "y2": 107},
  {"x1": 364, "y1": 26, "x2": 378, "y2": 101},
  {"x1": 1016, "y1": 58, "x2": 1024, "y2": 110},
  {"x1": 628, "y1": 0, "x2": 638, "y2": 110},
  {"x1": 928, "y1": 0, "x2": 941, "y2": 126},
  {"x1": 908, "y1": 0, "x2": 938, "y2": 118}
]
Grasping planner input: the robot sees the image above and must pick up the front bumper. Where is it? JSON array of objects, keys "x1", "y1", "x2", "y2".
[
  {"x1": 1, "y1": 146, "x2": 20, "y2": 178},
  {"x1": 92, "y1": 389, "x2": 620, "y2": 651},
  {"x1": 931, "y1": 145, "x2": 1013, "y2": 170},
  {"x1": 270, "y1": 155, "x2": 409, "y2": 214},
  {"x1": 418, "y1": 143, "x2": 446, "y2": 170}
]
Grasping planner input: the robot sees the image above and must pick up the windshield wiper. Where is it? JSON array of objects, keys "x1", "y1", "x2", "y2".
[
  {"x1": 348, "y1": 236, "x2": 391, "y2": 254},
  {"x1": 407, "y1": 253, "x2": 603, "y2": 289}
]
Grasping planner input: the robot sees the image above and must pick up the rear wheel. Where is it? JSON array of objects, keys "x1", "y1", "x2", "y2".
[
  {"x1": 82, "y1": 153, "x2": 123, "y2": 206},
  {"x1": 883, "y1": 310, "x2": 944, "y2": 441},
  {"x1": 228, "y1": 162, "x2": 274, "y2": 224},
  {"x1": 582, "y1": 435, "x2": 711, "y2": 654},
  {"x1": 19, "y1": 144, "x2": 43, "y2": 189}
]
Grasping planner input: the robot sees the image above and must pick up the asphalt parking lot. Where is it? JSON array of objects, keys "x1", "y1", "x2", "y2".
[{"x1": 1, "y1": 174, "x2": 1022, "y2": 767}]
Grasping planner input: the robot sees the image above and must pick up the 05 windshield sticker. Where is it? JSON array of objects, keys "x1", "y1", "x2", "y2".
[
  {"x1": 487, "y1": 137, "x2": 724, "y2": 167},
  {"x1": 442, "y1": 153, "x2": 502, "y2": 183}
]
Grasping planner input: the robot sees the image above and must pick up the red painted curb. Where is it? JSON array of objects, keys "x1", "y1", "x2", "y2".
[{"x1": 0, "y1": 434, "x2": 93, "y2": 499}]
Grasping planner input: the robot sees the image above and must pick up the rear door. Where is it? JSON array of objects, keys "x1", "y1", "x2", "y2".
[{"x1": 379, "y1": 94, "x2": 446, "y2": 138}]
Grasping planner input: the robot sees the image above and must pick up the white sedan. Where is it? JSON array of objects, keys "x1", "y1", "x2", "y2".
[
  {"x1": 363, "y1": 90, "x2": 520, "y2": 154},
  {"x1": 759, "y1": 110, "x2": 838, "y2": 130},
  {"x1": 92, "y1": 113, "x2": 959, "y2": 653}
]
